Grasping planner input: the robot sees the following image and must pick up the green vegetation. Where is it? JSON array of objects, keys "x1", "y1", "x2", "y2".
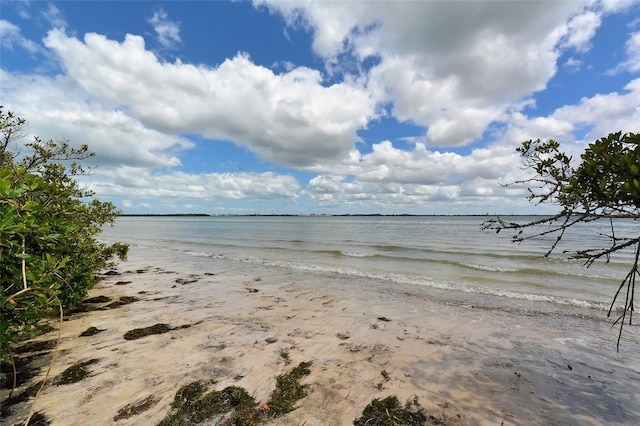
[
  {"x1": 484, "y1": 132, "x2": 640, "y2": 349},
  {"x1": 0, "y1": 106, "x2": 128, "y2": 362},
  {"x1": 353, "y1": 396, "x2": 431, "y2": 425},
  {"x1": 265, "y1": 360, "x2": 312, "y2": 416},
  {"x1": 158, "y1": 361, "x2": 312, "y2": 425}
]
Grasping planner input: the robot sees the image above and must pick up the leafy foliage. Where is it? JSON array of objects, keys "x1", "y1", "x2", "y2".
[
  {"x1": 0, "y1": 106, "x2": 128, "y2": 362},
  {"x1": 483, "y1": 132, "x2": 640, "y2": 350}
]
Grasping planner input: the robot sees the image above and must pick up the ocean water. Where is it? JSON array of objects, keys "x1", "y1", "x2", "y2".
[{"x1": 101, "y1": 215, "x2": 637, "y2": 313}]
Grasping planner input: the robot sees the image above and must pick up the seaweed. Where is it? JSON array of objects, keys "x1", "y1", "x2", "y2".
[
  {"x1": 1, "y1": 354, "x2": 41, "y2": 389},
  {"x1": 113, "y1": 395, "x2": 158, "y2": 421},
  {"x1": 279, "y1": 351, "x2": 291, "y2": 365},
  {"x1": 13, "y1": 340, "x2": 56, "y2": 354},
  {"x1": 123, "y1": 323, "x2": 172, "y2": 340},
  {"x1": 158, "y1": 361, "x2": 313, "y2": 425},
  {"x1": 80, "y1": 327, "x2": 105, "y2": 337},
  {"x1": 175, "y1": 277, "x2": 199, "y2": 285},
  {"x1": 265, "y1": 361, "x2": 312, "y2": 417},
  {"x1": 52, "y1": 359, "x2": 99, "y2": 385},
  {"x1": 10, "y1": 411, "x2": 49, "y2": 426},
  {"x1": 158, "y1": 385, "x2": 257, "y2": 426},
  {"x1": 83, "y1": 295, "x2": 111, "y2": 304},
  {"x1": 100, "y1": 296, "x2": 139, "y2": 310},
  {"x1": 353, "y1": 396, "x2": 431, "y2": 426},
  {"x1": 1, "y1": 381, "x2": 42, "y2": 417},
  {"x1": 336, "y1": 332, "x2": 350, "y2": 340}
]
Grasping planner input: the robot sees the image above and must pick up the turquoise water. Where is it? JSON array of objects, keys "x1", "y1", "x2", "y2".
[{"x1": 101, "y1": 215, "x2": 637, "y2": 312}]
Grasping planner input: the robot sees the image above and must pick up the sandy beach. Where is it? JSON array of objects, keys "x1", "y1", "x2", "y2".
[{"x1": 3, "y1": 246, "x2": 640, "y2": 425}]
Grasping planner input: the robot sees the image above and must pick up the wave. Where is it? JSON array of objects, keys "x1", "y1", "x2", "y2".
[
  {"x1": 169, "y1": 247, "x2": 611, "y2": 312},
  {"x1": 340, "y1": 251, "x2": 376, "y2": 258},
  {"x1": 101, "y1": 239, "x2": 613, "y2": 312},
  {"x1": 458, "y1": 262, "x2": 521, "y2": 273}
]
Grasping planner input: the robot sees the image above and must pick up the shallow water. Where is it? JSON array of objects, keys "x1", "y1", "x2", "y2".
[{"x1": 102, "y1": 215, "x2": 637, "y2": 311}]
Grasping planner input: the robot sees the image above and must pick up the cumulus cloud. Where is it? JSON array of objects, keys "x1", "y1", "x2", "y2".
[
  {"x1": 147, "y1": 9, "x2": 181, "y2": 49},
  {"x1": 0, "y1": 70, "x2": 192, "y2": 168},
  {"x1": 257, "y1": 1, "x2": 601, "y2": 147},
  {"x1": 558, "y1": 11, "x2": 601, "y2": 52},
  {"x1": 41, "y1": 29, "x2": 376, "y2": 168}
]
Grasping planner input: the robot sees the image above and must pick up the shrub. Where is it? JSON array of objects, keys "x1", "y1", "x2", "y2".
[{"x1": 0, "y1": 106, "x2": 128, "y2": 362}]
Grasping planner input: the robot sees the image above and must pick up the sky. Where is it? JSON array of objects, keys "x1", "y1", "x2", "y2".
[{"x1": 1, "y1": 0, "x2": 640, "y2": 215}]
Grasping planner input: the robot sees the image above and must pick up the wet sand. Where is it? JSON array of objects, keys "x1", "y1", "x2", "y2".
[{"x1": 3, "y1": 246, "x2": 640, "y2": 425}]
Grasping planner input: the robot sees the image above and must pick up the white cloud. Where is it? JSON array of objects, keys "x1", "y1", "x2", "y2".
[
  {"x1": 147, "y1": 9, "x2": 181, "y2": 49},
  {"x1": 558, "y1": 10, "x2": 601, "y2": 52},
  {"x1": 0, "y1": 70, "x2": 192, "y2": 168},
  {"x1": 0, "y1": 20, "x2": 40, "y2": 53},
  {"x1": 42, "y1": 3, "x2": 66, "y2": 28},
  {"x1": 258, "y1": 0, "x2": 592, "y2": 147},
  {"x1": 86, "y1": 168, "x2": 300, "y2": 201},
  {"x1": 622, "y1": 31, "x2": 640, "y2": 72},
  {"x1": 41, "y1": 29, "x2": 376, "y2": 168}
]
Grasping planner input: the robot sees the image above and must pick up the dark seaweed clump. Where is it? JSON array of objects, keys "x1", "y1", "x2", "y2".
[
  {"x1": 12, "y1": 340, "x2": 56, "y2": 355},
  {"x1": 83, "y1": 295, "x2": 111, "y2": 304},
  {"x1": 123, "y1": 323, "x2": 173, "y2": 340},
  {"x1": 265, "y1": 361, "x2": 312, "y2": 417},
  {"x1": 52, "y1": 359, "x2": 99, "y2": 385},
  {"x1": 158, "y1": 361, "x2": 313, "y2": 425},
  {"x1": 80, "y1": 327, "x2": 105, "y2": 337},
  {"x1": 1, "y1": 354, "x2": 41, "y2": 389},
  {"x1": 159, "y1": 383, "x2": 256, "y2": 425},
  {"x1": 100, "y1": 296, "x2": 138, "y2": 310},
  {"x1": 10, "y1": 411, "x2": 49, "y2": 426},
  {"x1": 353, "y1": 396, "x2": 435, "y2": 425},
  {"x1": 113, "y1": 395, "x2": 158, "y2": 421}
]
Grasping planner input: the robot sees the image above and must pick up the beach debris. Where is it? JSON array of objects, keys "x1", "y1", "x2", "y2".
[
  {"x1": 52, "y1": 359, "x2": 98, "y2": 385},
  {"x1": 247, "y1": 288, "x2": 259, "y2": 293},
  {"x1": 123, "y1": 323, "x2": 173, "y2": 340},
  {"x1": 376, "y1": 371, "x2": 391, "y2": 390},
  {"x1": 79, "y1": 327, "x2": 105, "y2": 337},
  {"x1": 102, "y1": 270, "x2": 120, "y2": 276},
  {"x1": 100, "y1": 296, "x2": 139, "y2": 310},
  {"x1": 266, "y1": 361, "x2": 312, "y2": 417},
  {"x1": 353, "y1": 395, "x2": 430, "y2": 425},
  {"x1": 122, "y1": 322, "x2": 196, "y2": 341},
  {"x1": 10, "y1": 411, "x2": 49, "y2": 425},
  {"x1": 279, "y1": 350, "x2": 291, "y2": 365},
  {"x1": 156, "y1": 360, "x2": 313, "y2": 425},
  {"x1": 377, "y1": 316, "x2": 392, "y2": 322},
  {"x1": 113, "y1": 395, "x2": 157, "y2": 421},
  {"x1": 13, "y1": 340, "x2": 56, "y2": 354},
  {"x1": 158, "y1": 384, "x2": 257, "y2": 425},
  {"x1": 336, "y1": 332, "x2": 350, "y2": 340},
  {"x1": 83, "y1": 295, "x2": 111, "y2": 304},
  {"x1": 114, "y1": 281, "x2": 132, "y2": 286},
  {"x1": 265, "y1": 337, "x2": 278, "y2": 344},
  {"x1": 175, "y1": 276, "x2": 199, "y2": 285}
]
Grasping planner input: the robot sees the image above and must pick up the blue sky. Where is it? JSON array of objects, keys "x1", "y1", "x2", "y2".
[{"x1": 1, "y1": 0, "x2": 639, "y2": 214}]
